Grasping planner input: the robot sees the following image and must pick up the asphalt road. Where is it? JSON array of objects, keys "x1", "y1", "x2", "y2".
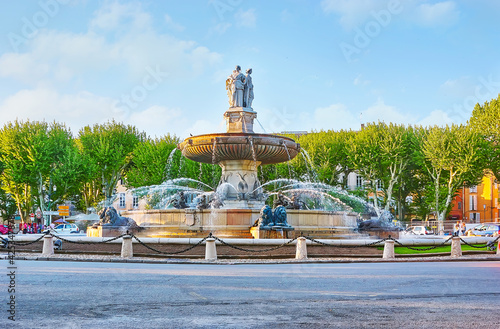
[{"x1": 2, "y1": 260, "x2": 500, "y2": 328}]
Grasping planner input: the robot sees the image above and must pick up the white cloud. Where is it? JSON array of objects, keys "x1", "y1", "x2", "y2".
[
  {"x1": 354, "y1": 74, "x2": 370, "y2": 86},
  {"x1": 128, "y1": 105, "x2": 183, "y2": 137},
  {"x1": 414, "y1": 1, "x2": 459, "y2": 27},
  {"x1": 164, "y1": 14, "x2": 185, "y2": 32},
  {"x1": 0, "y1": 52, "x2": 50, "y2": 84},
  {"x1": 183, "y1": 119, "x2": 220, "y2": 137},
  {"x1": 90, "y1": 1, "x2": 151, "y2": 31},
  {"x1": 322, "y1": 0, "x2": 459, "y2": 30},
  {"x1": 211, "y1": 22, "x2": 232, "y2": 34},
  {"x1": 321, "y1": 0, "x2": 388, "y2": 30},
  {"x1": 417, "y1": 109, "x2": 455, "y2": 126},
  {"x1": 362, "y1": 98, "x2": 417, "y2": 124},
  {"x1": 235, "y1": 9, "x2": 256, "y2": 28},
  {"x1": 298, "y1": 103, "x2": 358, "y2": 132},
  {"x1": 315, "y1": 104, "x2": 355, "y2": 127},
  {"x1": 0, "y1": 87, "x2": 118, "y2": 134},
  {"x1": 439, "y1": 76, "x2": 475, "y2": 98},
  {"x1": 0, "y1": 4, "x2": 222, "y2": 85},
  {"x1": 0, "y1": 87, "x2": 199, "y2": 138}
]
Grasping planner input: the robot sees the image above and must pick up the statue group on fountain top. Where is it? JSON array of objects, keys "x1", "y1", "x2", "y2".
[{"x1": 226, "y1": 65, "x2": 254, "y2": 108}]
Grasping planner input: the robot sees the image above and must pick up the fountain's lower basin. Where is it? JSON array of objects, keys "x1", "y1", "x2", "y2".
[{"x1": 97, "y1": 208, "x2": 359, "y2": 239}]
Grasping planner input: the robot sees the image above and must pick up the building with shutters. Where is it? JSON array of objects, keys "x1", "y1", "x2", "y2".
[{"x1": 449, "y1": 173, "x2": 499, "y2": 224}]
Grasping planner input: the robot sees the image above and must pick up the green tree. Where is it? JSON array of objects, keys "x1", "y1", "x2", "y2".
[
  {"x1": 415, "y1": 125, "x2": 485, "y2": 229},
  {"x1": 77, "y1": 120, "x2": 146, "y2": 206},
  {"x1": 296, "y1": 130, "x2": 355, "y2": 187},
  {"x1": 0, "y1": 180, "x2": 17, "y2": 222},
  {"x1": 347, "y1": 124, "x2": 385, "y2": 214},
  {"x1": 469, "y1": 94, "x2": 500, "y2": 181},
  {"x1": 0, "y1": 120, "x2": 73, "y2": 222},
  {"x1": 377, "y1": 123, "x2": 414, "y2": 212},
  {"x1": 126, "y1": 134, "x2": 180, "y2": 188}
]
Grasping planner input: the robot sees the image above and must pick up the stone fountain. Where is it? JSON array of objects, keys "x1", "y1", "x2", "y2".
[{"x1": 115, "y1": 65, "x2": 358, "y2": 239}]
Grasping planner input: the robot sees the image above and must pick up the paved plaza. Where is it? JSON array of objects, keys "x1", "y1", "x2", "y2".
[{"x1": 2, "y1": 259, "x2": 499, "y2": 328}]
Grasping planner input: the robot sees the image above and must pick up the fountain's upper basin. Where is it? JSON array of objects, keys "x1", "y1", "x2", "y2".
[{"x1": 178, "y1": 133, "x2": 300, "y2": 165}]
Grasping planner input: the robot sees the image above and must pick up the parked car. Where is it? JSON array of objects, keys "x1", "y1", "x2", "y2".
[
  {"x1": 51, "y1": 223, "x2": 80, "y2": 234},
  {"x1": 0, "y1": 224, "x2": 14, "y2": 235},
  {"x1": 406, "y1": 226, "x2": 434, "y2": 235},
  {"x1": 465, "y1": 223, "x2": 500, "y2": 237}
]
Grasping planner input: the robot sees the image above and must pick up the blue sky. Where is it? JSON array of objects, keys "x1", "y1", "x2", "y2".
[{"x1": 1, "y1": 0, "x2": 499, "y2": 139}]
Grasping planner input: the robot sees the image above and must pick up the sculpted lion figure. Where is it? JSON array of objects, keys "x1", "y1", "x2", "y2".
[
  {"x1": 98, "y1": 207, "x2": 139, "y2": 228},
  {"x1": 273, "y1": 205, "x2": 289, "y2": 226},
  {"x1": 258, "y1": 205, "x2": 274, "y2": 227}
]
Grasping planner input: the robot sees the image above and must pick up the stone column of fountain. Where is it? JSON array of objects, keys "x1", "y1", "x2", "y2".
[{"x1": 219, "y1": 107, "x2": 261, "y2": 209}]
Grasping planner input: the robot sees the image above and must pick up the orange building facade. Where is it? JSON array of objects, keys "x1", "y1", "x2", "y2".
[{"x1": 449, "y1": 174, "x2": 499, "y2": 224}]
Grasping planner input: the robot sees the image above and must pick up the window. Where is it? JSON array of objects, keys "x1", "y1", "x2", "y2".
[
  {"x1": 469, "y1": 195, "x2": 477, "y2": 211},
  {"x1": 119, "y1": 193, "x2": 126, "y2": 208},
  {"x1": 469, "y1": 185, "x2": 477, "y2": 193},
  {"x1": 376, "y1": 180, "x2": 383, "y2": 190},
  {"x1": 133, "y1": 195, "x2": 139, "y2": 209},
  {"x1": 356, "y1": 175, "x2": 363, "y2": 188},
  {"x1": 458, "y1": 202, "x2": 462, "y2": 210}
]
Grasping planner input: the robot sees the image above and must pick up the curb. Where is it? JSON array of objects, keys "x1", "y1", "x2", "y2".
[{"x1": 4, "y1": 254, "x2": 500, "y2": 265}]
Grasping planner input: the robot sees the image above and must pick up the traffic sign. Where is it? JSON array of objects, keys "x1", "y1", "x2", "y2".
[
  {"x1": 58, "y1": 205, "x2": 70, "y2": 216},
  {"x1": 35, "y1": 209, "x2": 42, "y2": 219}
]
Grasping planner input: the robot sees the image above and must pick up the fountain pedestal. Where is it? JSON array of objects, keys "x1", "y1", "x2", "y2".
[
  {"x1": 224, "y1": 107, "x2": 257, "y2": 133},
  {"x1": 219, "y1": 160, "x2": 264, "y2": 209}
]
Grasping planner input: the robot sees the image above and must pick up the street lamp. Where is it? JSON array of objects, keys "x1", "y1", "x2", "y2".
[
  {"x1": 43, "y1": 184, "x2": 57, "y2": 226},
  {"x1": 483, "y1": 204, "x2": 494, "y2": 222}
]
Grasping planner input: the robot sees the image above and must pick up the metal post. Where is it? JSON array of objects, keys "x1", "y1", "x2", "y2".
[{"x1": 295, "y1": 237, "x2": 307, "y2": 260}]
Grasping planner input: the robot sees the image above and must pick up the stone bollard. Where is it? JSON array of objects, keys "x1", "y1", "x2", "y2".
[
  {"x1": 497, "y1": 239, "x2": 500, "y2": 255},
  {"x1": 205, "y1": 238, "x2": 217, "y2": 261},
  {"x1": 121, "y1": 236, "x2": 133, "y2": 258},
  {"x1": 295, "y1": 237, "x2": 307, "y2": 260},
  {"x1": 451, "y1": 237, "x2": 462, "y2": 257},
  {"x1": 42, "y1": 235, "x2": 54, "y2": 256},
  {"x1": 382, "y1": 240, "x2": 395, "y2": 259}
]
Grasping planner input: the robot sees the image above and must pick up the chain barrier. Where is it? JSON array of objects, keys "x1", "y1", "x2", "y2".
[
  {"x1": 4, "y1": 230, "x2": 497, "y2": 255},
  {"x1": 49, "y1": 232, "x2": 128, "y2": 245},
  {"x1": 459, "y1": 236, "x2": 500, "y2": 249},
  {"x1": 303, "y1": 235, "x2": 388, "y2": 248},
  {"x1": 212, "y1": 234, "x2": 298, "y2": 253},
  {"x1": 130, "y1": 234, "x2": 208, "y2": 255},
  {"x1": 391, "y1": 236, "x2": 454, "y2": 251},
  {"x1": 3, "y1": 232, "x2": 49, "y2": 246}
]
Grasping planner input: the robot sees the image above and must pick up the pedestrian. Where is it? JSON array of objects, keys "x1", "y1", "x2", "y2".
[
  {"x1": 454, "y1": 221, "x2": 460, "y2": 236},
  {"x1": 461, "y1": 222, "x2": 467, "y2": 236}
]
